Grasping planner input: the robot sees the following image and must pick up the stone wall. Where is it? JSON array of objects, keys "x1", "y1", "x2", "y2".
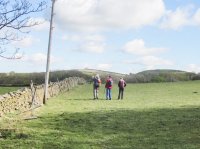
[{"x1": 0, "y1": 77, "x2": 86, "y2": 117}]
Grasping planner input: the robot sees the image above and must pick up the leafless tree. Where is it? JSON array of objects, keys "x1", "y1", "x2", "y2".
[{"x1": 0, "y1": 0, "x2": 46, "y2": 59}]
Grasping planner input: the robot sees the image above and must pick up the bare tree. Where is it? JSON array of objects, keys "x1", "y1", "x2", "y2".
[{"x1": 0, "y1": 0, "x2": 46, "y2": 59}]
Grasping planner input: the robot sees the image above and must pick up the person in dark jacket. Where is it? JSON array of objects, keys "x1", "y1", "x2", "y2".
[
  {"x1": 118, "y1": 78, "x2": 126, "y2": 100},
  {"x1": 92, "y1": 74, "x2": 101, "y2": 99}
]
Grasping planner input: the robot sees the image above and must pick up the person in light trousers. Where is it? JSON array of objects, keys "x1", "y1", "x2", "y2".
[{"x1": 92, "y1": 74, "x2": 101, "y2": 99}]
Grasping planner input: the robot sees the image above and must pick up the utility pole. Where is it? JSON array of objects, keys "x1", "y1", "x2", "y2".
[{"x1": 44, "y1": 0, "x2": 56, "y2": 104}]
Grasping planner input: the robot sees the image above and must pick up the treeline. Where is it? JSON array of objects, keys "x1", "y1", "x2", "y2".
[
  {"x1": 0, "y1": 69, "x2": 199, "y2": 86},
  {"x1": 124, "y1": 70, "x2": 198, "y2": 83},
  {"x1": 191, "y1": 73, "x2": 200, "y2": 80},
  {"x1": 0, "y1": 70, "x2": 90, "y2": 86}
]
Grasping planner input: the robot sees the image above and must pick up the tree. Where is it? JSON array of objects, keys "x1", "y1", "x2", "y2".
[{"x1": 0, "y1": 0, "x2": 46, "y2": 59}]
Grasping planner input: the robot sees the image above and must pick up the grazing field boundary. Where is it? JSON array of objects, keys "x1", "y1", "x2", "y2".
[
  {"x1": 0, "y1": 77, "x2": 86, "y2": 117},
  {"x1": 1, "y1": 82, "x2": 199, "y2": 148}
]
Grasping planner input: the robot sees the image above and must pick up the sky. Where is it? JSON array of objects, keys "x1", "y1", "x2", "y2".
[{"x1": 1, "y1": 0, "x2": 200, "y2": 74}]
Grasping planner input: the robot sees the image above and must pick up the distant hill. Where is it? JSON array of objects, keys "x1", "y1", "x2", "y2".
[
  {"x1": 78, "y1": 68, "x2": 125, "y2": 83},
  {"x1": 137, "y1": 69, "x2": 186, "y2": 75},
  {"x1": 0, "y1": 70, "x2": 90, "y2": 86},
  {"x1": 78, "y1": 68, "x2": 125, "y2": 76},
  {"x1": 0, "y1": 69, "x2": 199, "y2": 86},
  {"x1": 126, "y1": 69, "x2": 196, "y2": 83},
  {"x1": 0, "y1": 69, "x2": 125, "y2": 86}
]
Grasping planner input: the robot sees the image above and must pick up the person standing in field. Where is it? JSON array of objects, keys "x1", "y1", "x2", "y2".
[
  {"x1": 105, "y1": 75, "x2": 113, "y2": 100},
  {"x1": 92, "y1": 74, "x2": 101, "y2": 99},
  {"x1": 118, "y1": 77, "x2": 126, "y2": 100}
]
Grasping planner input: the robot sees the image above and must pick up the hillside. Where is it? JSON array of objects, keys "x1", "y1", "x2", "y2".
[
  {"x1": 79, "y1": 68, "x2": 125, "y2": 76},
  {"x1": 0, "y1": 70, "x2": 90, "y2": 86},
  {"x1": 0, "y1": 69, "x2": 199, "y2": 86},
  {"x1": 137, "y1": 69, "x2": 187, "y2": 75},
  {"x1": 126, "y1": 69, "x2": 196, "y2": 83},
  {"x1": 78, "y1": 68, "x2": 125, "y2": 83},
  {"x1": 0, "y1": 69, "x2": 125, "y2": 86}
]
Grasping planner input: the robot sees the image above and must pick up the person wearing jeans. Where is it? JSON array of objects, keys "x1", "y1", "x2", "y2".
[{"x1": 105, "y1": 76, "x2": 113, "y2": 100}]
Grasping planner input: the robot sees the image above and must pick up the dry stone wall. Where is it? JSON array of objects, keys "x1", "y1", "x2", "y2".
[{"x1": 0, "y1": 77, "x2": 86, "y2": 117}]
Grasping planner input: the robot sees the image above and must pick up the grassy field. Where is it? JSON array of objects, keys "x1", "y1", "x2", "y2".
[
  {"x1": 0, "y1": 87, "x2": 20, "y2": 95},
  {"x1": 0, "y1": 81, "x2": 200, "y2": 148}
]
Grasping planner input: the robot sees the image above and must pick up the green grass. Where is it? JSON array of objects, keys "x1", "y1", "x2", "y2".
[
  {"x1": 0, "y1": 87, "x2": 20, "y2": 95},
  {"x1": 0, "y1": 81, "x2": 200, "y2": 148}
]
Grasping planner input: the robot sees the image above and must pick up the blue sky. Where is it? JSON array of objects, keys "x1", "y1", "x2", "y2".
[{"x1": 1, "y1": 0, "x2": 200, "y2": 74}]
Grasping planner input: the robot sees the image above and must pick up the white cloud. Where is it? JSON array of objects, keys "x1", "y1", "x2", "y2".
[
  {"x1": 125, "y1": 56, "x2": 173, "y2": 69},
  {"x1": 28, "y1": 53, "x2": 47, "y2": 63},
  {"x1": 141, "y1": 56, "x2": 173, "y2": 68},
  {"x1": 123, "y1": 39, "x2": 167, "y2": 56},
  {"x1": 186, "y1": 64, "x2": 200, "y2": 73},
  {"x1": 61, "y1": 34, "x2": 81, "y2": 41},
  {"x1": 79, "y1": 34, "x2": 106, "y2": 53},
  {"x1": 161, "y1": 6, "x2": 192, "y2": 29},
  {"x1": 71, "y1": 63, "x2": 112, "y2": 71},
  {"x1": 61, "y1": 34, "x2": 106, "y2": 53},
  {"x1": 61, "y1": 33, "x2": 106, "y2": 53},
  {"x1": 193, "y1": 9, "x2": 200, "y2": 25},
  {"x1": 55, "y1": 0, "x2": 165, "y2": 32},
  {"x1": 22, "y1": 53, "x2": 46, "y2": 64},
  {"x1": 160, "y1": 5, "x2": 200, "y2": 29},
  {"x1": 80, "y1": 42, "x2": 105, "y2": 53},
  {"x1": 97, "y1": 63, "x2": 112, "y2": 70},
  {"x1": 22, "y1": 53, "x2": 58, "y2": 65},
  {"x1": 12, "y1": 36, "x2": 35, "y2": 48},
  {"x1": 28, "y1": 18, "x2": 49, "y2": 31}
]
